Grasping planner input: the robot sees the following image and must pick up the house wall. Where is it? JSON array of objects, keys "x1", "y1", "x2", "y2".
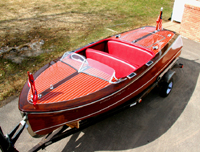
[{"x1": 180, "y1": 3, "x2": 200, "y2": 42}]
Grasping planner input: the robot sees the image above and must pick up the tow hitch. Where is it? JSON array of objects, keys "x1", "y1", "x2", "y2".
[{"x1": 0, "y1": 116, "x2": 27, "y2": 152}]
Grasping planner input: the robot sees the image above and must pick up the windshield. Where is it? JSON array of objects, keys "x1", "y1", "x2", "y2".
[{"x1": 60, "y1": 52, "x2": 116, "y2": 82}]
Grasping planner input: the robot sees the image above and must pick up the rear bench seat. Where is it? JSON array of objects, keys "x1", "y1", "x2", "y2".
[
  {"x1": 86, "y1": 48, "x2": 137, "y2": 78},
  {"x1": 107, "y1": 41, "x2": 155, "y2": 67}
]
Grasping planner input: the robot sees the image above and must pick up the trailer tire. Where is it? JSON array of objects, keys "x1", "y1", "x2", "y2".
[{"x1": 159, "y1": 78, "x2": 173, "y2": 97}]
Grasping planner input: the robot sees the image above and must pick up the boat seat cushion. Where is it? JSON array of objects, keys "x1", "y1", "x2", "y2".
[
  {"x1": 86, "y1": 48, "x2": 137, "y2": 78},
  {"x1": 107, "y1": 41, "x2": 155, "y2": 67}
]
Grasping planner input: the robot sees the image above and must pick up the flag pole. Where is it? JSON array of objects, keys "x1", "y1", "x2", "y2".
[
  {"x1": 156, "y1": 7, "x2": 163, "y2": 31},
  {"x1": 27, "y1": 71, "x2": 38, "y2": 105}
]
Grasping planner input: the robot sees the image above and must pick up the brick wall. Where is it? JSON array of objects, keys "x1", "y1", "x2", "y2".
[{"x1": 180, "y1": 4, "x2": 200, "y2": 42}]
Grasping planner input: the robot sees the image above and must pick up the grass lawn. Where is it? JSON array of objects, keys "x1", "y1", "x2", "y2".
[{"x1": 0, "y1": 0, "x2": 174, "y2": 106}]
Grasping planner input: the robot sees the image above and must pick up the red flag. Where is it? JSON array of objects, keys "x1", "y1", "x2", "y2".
[
  {"x1": 156, "y1": 7, "x2": 163, "y2": 31},
  {"x1": 27, "y1": 71, "x2": 38, "y2": 105}
]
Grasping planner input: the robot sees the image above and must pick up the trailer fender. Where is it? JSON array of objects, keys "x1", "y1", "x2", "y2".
[{"x1": 162, "y1": 69, "x2": 176, "y2": 83}]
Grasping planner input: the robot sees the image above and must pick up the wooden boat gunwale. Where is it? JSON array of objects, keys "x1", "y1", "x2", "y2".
[
  {"x1": 27, "y1": 42, "x2": 182, "y2": 116},
  {"x1": 19, "y1": 31, "x2": 181, "y2": 114}
]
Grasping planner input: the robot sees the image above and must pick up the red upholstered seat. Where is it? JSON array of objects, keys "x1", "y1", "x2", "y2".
[
  {"x1": 107, "y1": 41, "x2": 155, "y2": 67},
  {"x1": 86, "y1": 48, "x2": 137, "y2": 78}
]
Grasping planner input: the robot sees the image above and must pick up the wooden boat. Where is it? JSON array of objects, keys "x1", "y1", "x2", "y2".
[{"x1": 18, "y1": 9, "x2": 183, "y2": 137}]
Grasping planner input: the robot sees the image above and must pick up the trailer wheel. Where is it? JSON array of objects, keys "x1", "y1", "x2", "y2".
[{"x1": 159, "y1": 78, "x2": 173, "y2": 97}]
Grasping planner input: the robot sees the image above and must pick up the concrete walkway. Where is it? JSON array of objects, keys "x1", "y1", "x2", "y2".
[
  {"x1": 163, "y1": 21, "x2": 181, "y2": 33},
  {"x1": 0, "y1": 23, "x2": 200, "y2": 152}
]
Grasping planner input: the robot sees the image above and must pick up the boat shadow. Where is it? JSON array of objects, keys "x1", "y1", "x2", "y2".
[{"x1": 61, "y1": 57, "x2": 200, "y2": 152}]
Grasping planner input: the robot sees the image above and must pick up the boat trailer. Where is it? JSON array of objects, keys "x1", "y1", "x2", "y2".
[{"x1": 0, "y1": 59, "x2": 183, "y2": 152}]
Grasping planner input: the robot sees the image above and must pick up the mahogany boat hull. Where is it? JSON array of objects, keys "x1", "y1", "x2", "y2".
[{"x1": 18, "y1": 26, "x2": 183, "y2": 137}]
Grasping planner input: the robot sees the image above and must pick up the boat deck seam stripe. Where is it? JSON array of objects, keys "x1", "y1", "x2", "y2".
[{"x1": 132, "y1": 30, "x2": 157, "y2": 43}]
